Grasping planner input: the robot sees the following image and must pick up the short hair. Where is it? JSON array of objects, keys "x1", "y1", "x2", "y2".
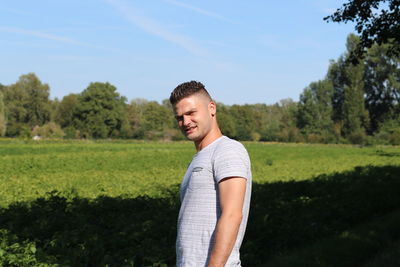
[{"x1": 170, "y1": 81, "x2": 212, "y2": 105}]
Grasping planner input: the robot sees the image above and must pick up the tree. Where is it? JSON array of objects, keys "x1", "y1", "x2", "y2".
[
  {"x1": 229, "y1": 105, "x2": 257, "y2": 141},
  {"x1": 364, "y1": 42, "x2": 400, "y2": 131},
  {"x1": 277, "y1": 99, "x2": 301, "y2": 142},
  {"x1": 324, "y1": 0, "x2": 400, "y2": 62},
  {"x1": 0, "y1": 91, "x2": 6, "y2": 136},
  {"x1": 49, "y1": 98, "x2": 60, "y2": 123},
  {"x1": 32, "y1": 122, "x2": 65, "y2": 138},
  {"x1": 74, "y1": 82, "x2": 128, "y2": 138},
  {"x1": 127, "y1": 99, "x2": 177, "y2": 140},
  {"x1": 328, "y1": 33, "x2": 399, "y2": 136},
  {"x1": 2, "y1": 73, "x2": 51, "y2": 136},
  {"x1": 259, "y1": 104, "x2": 282, "y2": 141},
  {"x1": 216, "y1": 103, "x2": 237, "y2": 138},
  {"x1": 327, "y1": 57, "x2": 347, "y2": 124},
  {"x1": 2, "y1": 82, "x2": 29, "y2": 136},
  {"x1": 342, "y1": 60, "x2": 368, "y2": 137},
  {"x1": 18, "y1": 73, "x2": 52, "y2": 126},
  {"x1": 55, "y1": 94, "x2": 79, "y2": 128},
  {"x1": 326, "y1": 34, "x2": 370, "y2": 139},
  {"x1": 250, "y1": 103, "x2": 271, "y2": 141},
  {"x1": 127, "y1": 98, "x2": 147, "y2": 139},
  {"x1": 297, "y1": 80, "x2": 334, "y2": 135},
  {"x1": 140, "y1": 101, "x2": 173, "y2": 139}
]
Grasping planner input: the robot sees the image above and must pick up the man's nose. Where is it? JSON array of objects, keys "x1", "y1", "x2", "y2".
[{"x1": 183, "y1": 115, "x2": 191, "y2": 126}]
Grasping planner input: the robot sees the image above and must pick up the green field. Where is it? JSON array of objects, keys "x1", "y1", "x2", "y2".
[{"x1": 0, "y1": 139, "x2": 399, "y2": 266}]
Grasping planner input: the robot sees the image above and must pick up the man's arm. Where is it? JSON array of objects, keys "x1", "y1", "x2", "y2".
[{"x1": 207, "y1": 177, "x2": 247, "y2": 267}]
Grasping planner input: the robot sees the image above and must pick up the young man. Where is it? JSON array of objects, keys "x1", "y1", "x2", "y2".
[{"x1": 170, "y1": 81, "x2": 252, "y2": 267}]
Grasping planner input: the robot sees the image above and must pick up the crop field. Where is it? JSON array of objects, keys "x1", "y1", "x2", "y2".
[{"x1": 0, "y1": 139, "x2": 400, "y2": 266}]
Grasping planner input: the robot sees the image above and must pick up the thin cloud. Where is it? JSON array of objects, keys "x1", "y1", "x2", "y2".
[
  {"x1": 259, "y1": 34, "x2": 283, "y2": 49},
  {"x1": 104, "y1": 0, "x2": 208, "y2": 57},
  {"x1": 0, "y1": 26, "x2": 91, "y2": 47},
  {"x1": 48, "y1": 54, "x2": 104, "y2": 62},
  {"x1": 322, "y1": 8, "x2": 338, "y2": 15},
  {"x1": 163, "y1": 0, "x2": 234, "y2": 24},
  {"x1": 259, "y1": 34, "x2": 321, "y2": 51},
  {"x1": 0, "y1": 26, "x2": 124, "y2": 53},
  {"x1": 2, "y1": 7, "x2": 32, "y2": 16},
  {"x1": 203, "y1": 40, "x2": 236, "y2": 49},
  {"x1": 43, "y1": 25, "x2": 126, "y2": 32}
]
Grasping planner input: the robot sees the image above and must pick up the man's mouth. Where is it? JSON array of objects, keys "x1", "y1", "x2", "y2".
[{"x1": 185, "y1": 126, "x2": 197, "y2": 134}]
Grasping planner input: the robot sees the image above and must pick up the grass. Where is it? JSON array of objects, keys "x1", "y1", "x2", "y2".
[
  {"x1": 1, "y1": 140, "x2": 399, "y2": 207},
  {"x1": 264, "y1": 209, "x2": 400, "y2": 267},
  {"x1": 0, "y1": 139, "x2": 399, "y2": 266},
  {"x1": 247, "y1": 165, "x2": 400, "y2": 266},
  {"x1": 364, "y1": 239, "x2": 400, "y2": 267}
]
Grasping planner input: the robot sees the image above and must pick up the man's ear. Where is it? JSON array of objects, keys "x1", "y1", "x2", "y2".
[{"x1": 209, "y1": 101, "x2": 216, "y2": 117}]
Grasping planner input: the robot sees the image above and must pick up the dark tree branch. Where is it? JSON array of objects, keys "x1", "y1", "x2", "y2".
[{"x1": 324, "y1": 0, "x2": 400, "y2": 63}]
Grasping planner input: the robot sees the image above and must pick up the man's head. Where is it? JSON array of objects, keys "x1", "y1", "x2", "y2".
[
  {"x1": 169, "y1": 81, "x2": 212, "y2": 106},
  {"x1": 170, "y1": 81, "x2": 219, "y2": 145}
]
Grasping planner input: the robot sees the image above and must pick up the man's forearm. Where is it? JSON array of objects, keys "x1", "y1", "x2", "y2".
[{"x1": 207, "y1": 212, "x2": 242, "y2": 267}]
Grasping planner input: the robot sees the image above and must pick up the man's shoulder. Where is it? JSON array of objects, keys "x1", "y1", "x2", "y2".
[
  {"x1": 212, "y1": 136, "x2": 251, "y2": 181},
  {"x1": 213, "y1": 136, "x2": 249, "y2": 160},
  {"x1": 217, "y1": 136, "x2": 247, "y2": 152}
]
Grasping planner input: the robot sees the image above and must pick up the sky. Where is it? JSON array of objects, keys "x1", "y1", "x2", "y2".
[{"x1": 0, "y1": 0, "x2": 355, "y2": 105}]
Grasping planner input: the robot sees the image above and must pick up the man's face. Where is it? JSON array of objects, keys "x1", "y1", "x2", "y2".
[{"x1": 173, "y1": 94, "x2": 215, "y2": 142}]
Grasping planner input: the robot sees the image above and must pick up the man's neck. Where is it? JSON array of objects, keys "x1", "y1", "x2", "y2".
[{"x1": 195, "y1": 129, "x2": 223, "y2": 152}]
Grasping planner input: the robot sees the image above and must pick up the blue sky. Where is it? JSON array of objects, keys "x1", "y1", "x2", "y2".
[{"x1": 0, "y1": 0, "x2": 355, "y2": 105}]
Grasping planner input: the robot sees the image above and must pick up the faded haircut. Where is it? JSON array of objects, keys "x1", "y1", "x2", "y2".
[{"x1": 169, "y1": 81, "x2": 212, "y2": 105}]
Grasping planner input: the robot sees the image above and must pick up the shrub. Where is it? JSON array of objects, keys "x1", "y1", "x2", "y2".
[
  {"x1": 306, "y1": 133, "x2": 323, "y2": 144},
  {"x1": 5, "y1": 123, "x2": 31, "y2": 138},
  {"x1": 144, "y1": 130, "x2": 164, "y2": 141},
  {"x1": 32, "y1": 122, "x2": 65, "y2": 138},
  {"x1": 63, "y1": 126, "x2": 79, "y2": 139},
  {"x1": 374, "y1": 119, "x2": 400, "y2": 145},
  {"x1": 0, "y1": 229, "x2": 51, "y2": 266},
  {"x1": 389, "y1": 128, "x2": 400, "y2": 145},
  {"x1": 251, "y1": 132, "x2": 261, "y2": 142},
  {"x1": 372, "y1": 131, "x2": 388, "y2": 145},
  {"x1": 164, "y1": 129, "x2": 185, "y2": 141},
  {"x1": 347, "y1": 130, "x2": 366, "y2": 145},
  {"x1": 279, "y1": 126, "x2": 303, "y2": 143},
  {"x1": 364, "y1": 135, "x2": 379, "y2": 146},
  {"x1": 0, "y1": 115, "x2": 5, "y2": 137}
]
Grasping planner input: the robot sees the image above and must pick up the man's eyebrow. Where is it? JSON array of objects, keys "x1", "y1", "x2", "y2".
[
  {"x1": 174, "y1": 109, "x2": 197, "y2": 119},
  {"x1": 185, "y1": 108, "x2": 197, "y2": 114},
  {"x1": 177, "y1": 109, "x2": 197, "y2": 116}
]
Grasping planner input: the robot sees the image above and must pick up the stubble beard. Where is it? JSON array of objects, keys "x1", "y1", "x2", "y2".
[{"x1": 183, "y1": 125, "x2": 200, "y2": 141}]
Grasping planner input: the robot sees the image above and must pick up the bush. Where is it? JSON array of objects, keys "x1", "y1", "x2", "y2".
[
  {"x1": 144, "y1": 130, "x2": 165, "y2": 141},
  {"x1": 279, "y1": 126, "x2": 303, "y2": 143},
  {"x1": 347, "y1": 130, "x2": 366, "y2": 145},
  {"x1": 306, "y1": 133, "x2": 323, "y2": 144},
  {"x1": 0, "y1": 116, "x2": 5, "y2": 137},
  {"x1": 0, "y1": 229, "x2": 53, "y2": 266},
  {"x1": 5, "y1": 123, "x2": 31, "y2": 138},
  {"x1": 364, "y1": 135, "x2": 379, "y2": 146},
  {"x1": 374, "y1": 119, "x2": 400, "y2": 145},
  {"x1": 389, "y1": 129, "x2": 400, "y2": 145},
  {"x1": 63, "y1": 126, "x2": 79, "y2": 139},
  {"x1": 32, "y1": 122, "x2": 65, "y2": 138},
  {"x1": 250, "y1": 132, "x2": 261, "y2": 142},
  {"x1": 374, "y1": 131, "x2": 390, "y2": 145},
  {"x1": 164, "y1": 129, "x2": 185, "y2": 141}
]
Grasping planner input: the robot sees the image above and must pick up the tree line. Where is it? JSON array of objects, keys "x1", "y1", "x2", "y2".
[{"x1": 0, "y1": 34, "x2": 399, "y2": 145}]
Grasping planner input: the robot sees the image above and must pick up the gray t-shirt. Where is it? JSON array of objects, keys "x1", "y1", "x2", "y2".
[{"x1": 176, "y1": 136, "x2": 252, "y2": 267}]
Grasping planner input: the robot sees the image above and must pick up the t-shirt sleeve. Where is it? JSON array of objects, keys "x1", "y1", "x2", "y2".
[{"x1": 213, "y1": 140, "x2": 250, "y2": 183}]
